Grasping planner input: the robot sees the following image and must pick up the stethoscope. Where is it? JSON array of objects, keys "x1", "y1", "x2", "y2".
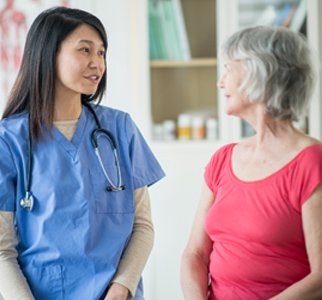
[{"x1": 20, "y1": 103, "x2": 126, "y2": 212}]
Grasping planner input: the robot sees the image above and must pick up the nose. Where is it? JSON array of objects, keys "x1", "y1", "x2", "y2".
[
  {"x1": 217, "y1": 76, "x2": 224, "y2": 89},
  {"x1": 89, "y1": 54, "x2": 105, "y2": 71}
]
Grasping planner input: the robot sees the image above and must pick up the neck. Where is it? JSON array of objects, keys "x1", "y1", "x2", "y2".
[
  {"x1": 54, "y1": 94, "x2": 82, "y2": 121},
  {"x1": 242, "y1": 104, "x2": 301, "y2": 147}
]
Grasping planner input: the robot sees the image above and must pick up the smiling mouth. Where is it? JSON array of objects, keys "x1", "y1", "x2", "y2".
[
  {"x1": 85, "y1": 75, "x2": 101, "y2": 84},
  {"x1": 88, "y1": 75, "x2": 99, "y2": 80}
]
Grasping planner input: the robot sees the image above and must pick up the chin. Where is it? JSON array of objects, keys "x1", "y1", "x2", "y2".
[
  {"x1": 82, "y1": 88, "x2": 98, "y2": 95},
  {"x1": 225, "y1": 107, "x2": 235, "y2": 116}
]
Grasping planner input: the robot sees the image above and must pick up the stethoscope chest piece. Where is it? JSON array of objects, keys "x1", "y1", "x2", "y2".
[
  {"x1": 22, "y1": 103, "x2": 126, "y2": 213},
  {"x1": 20, "y1": 192, "x2": 34, "y2": 212}
]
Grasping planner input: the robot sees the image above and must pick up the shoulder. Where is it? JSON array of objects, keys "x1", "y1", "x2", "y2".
[
  {"x1": 204, "y1": 143, "x2": 235, "y2": 193},
  {"x1": 295, "y1": 132, "x2": 322, "y2": 160},
  {"x1": 93, "y1": 104, "x2": 126, "y2": 115},
  {"x1": 0, "y1": 112, "x2": 28, "y2": 139},
  {"x1": 89, "y1": 104, "x2": 141, "y2": 141},
  {"x1": 90, "y1": 104, "x2": 133, "y2": 126},
  {"x1": 206, "y1": 143, "x2": 236, "y2": 172},
  {"x1": 299, "y1": 144, "x2": 322, "y2": 164},
  {"x1": 0, "y1": 113, "x2": 28, "y2": 160},
  {"x1": 289, "y1": 144, "x2": 322, "y2": 209},
  {"x1": 209, "y1": 143, "x2": 236, "y2": 162}
]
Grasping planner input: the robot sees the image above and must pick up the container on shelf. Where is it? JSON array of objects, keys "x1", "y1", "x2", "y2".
[
  {"x1": 192, "y1": 115, "x2": 205, "y2": 140},
  {"x1": 206, "y1": 116, "x2": 218, "y2": 140},
  {"x1": 162, "y1": 119, "x2": 177, "y2": 140},
  {"x1": 177, "y1": 113, "x2": 192, "y2": 140}
]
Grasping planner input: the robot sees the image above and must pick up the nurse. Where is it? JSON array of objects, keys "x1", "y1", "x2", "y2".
[{"x1": 0, "y1": 6, "x2": 164, "y2": 300}]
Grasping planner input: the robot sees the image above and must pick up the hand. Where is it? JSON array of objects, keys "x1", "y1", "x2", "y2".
[{"x1": 104, "y1": 282, "x2": 129, "y2": 300}]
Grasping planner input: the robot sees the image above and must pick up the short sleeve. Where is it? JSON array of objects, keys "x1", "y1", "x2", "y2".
[
  {"x1": 290, "y1": 145, "x2": 322, "y2": 211},
  {"x1": 0, "y1": 137, "x2": 17, "y2": 211},
  {"x1": 125, "y1": 114, "x2": 165, "y2": 190},
  {"x1": 204, "y1": 143, "x2": 235, "y2": 194}
]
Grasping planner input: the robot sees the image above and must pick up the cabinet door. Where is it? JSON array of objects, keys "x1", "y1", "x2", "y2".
[
  {"x1": 307, "y1": 0, "x2": 322, "y2": 140},
  {"x1": 149, "y1": 0, "x2": 218, "y2": 141},
  {"x1": 238, "y1": 0, "x2": 308, "y2": 137}
]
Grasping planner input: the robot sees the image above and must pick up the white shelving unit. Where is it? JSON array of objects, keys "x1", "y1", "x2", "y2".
[
  {"x1": 142, "y1": 1, "x2": 322, "y2": 300},
  {"x1": 0, "y1": 1, "x2": 320, "y2": 300}
]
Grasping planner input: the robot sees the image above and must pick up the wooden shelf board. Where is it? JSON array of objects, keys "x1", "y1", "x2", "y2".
[{"x1": 150, "y1": 58, "x2": 217, "y2": 68}]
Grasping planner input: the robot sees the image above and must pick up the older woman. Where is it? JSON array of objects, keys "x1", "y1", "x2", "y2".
[{"x1": 180, "y1": 26, "x2": 322, "y2": 300}]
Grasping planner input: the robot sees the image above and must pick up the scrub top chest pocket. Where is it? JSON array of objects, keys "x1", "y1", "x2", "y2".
[{"x1": 90, "y1": 135, "x2": 134, "y2": 214}]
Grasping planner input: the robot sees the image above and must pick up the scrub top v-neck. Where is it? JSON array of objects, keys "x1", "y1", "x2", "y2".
[{"x1": 0, "y1": 104, "x2": 165, "y2": 300}]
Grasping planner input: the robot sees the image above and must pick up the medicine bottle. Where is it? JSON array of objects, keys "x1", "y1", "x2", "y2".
[
  {"x1": 162, "y1": 120, "x2": 176, "y2": 140},
  {"x1": 192, "y1": 115, "x2": 205, "y2": 140},
  {"x1": 177, "y1": 114, "x2": 191, "y2": 140},
  {"x1": 206, "y1": 116, "x2": 218, "y2": 140}
]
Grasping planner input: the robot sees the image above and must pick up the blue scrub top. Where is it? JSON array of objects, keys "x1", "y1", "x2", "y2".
[{"x1": 0, "y1": 104, "x2": 165, "y2": 300}]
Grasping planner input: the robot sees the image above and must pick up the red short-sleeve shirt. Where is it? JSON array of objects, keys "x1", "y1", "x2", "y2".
[{"x1": 204, "y1": 144, "x2": 322, "y2": 300}]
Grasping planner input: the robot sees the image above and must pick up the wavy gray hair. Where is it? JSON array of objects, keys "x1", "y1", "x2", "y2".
[{"x1": 220, "y1": 26, "x2": 318, "y2": 121}]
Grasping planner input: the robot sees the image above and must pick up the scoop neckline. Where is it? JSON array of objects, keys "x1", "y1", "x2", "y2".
[{"x1": 228, "y1": 143, "x2": 322, "y2": 185}]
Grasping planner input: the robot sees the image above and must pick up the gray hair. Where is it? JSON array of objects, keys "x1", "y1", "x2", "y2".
[{"x1": 220, "y1": 26, "x2": 318, "y2": 121}]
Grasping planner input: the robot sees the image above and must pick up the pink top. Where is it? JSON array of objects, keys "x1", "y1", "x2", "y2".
[{"x1": 204, "y1": 143, "x2": 322, "y2": 300}]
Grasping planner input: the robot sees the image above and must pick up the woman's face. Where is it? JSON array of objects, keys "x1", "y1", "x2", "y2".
[
  {"x1": 55, "y1": 24, "x2": 106, "y2": 100},
  {"x1": 217, "y1": 59, "x2": 250, "y2": 117}
]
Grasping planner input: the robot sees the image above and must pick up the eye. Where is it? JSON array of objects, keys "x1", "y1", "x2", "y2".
[
  {"x1": 80, "y1": 47, "x2": 90, "y2": 53},
  {"x1": 98, "y1": 50, "x2": 105, "y2": 57}
]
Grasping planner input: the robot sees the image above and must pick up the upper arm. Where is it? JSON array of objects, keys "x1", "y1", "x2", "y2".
[
  {"x1": 183, "y1": 180, "x2": 215, "y2": 264},
  {"x1": 302, "y1": 183, "x2": 322, "y2": 273},
  {"x1": 133, "y1": 186, "x2": 153, "y2": 231},
  {"x1": 0, "y1": 137, "x2": 17, "y2": 211}
]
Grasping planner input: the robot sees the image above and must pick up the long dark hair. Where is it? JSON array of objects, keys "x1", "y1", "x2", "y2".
[{"x1": 2, "y1": 6, "x2": 108, "y2": 142}]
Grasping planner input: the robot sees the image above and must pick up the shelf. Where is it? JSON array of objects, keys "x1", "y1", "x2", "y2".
[
  {"x1": 148, "y1": 0, "x2": 217, "y2": 129},
  {"x1": 150, "y1": 58, "x2": 217, "y2": 68},
  {"x1": 150, "y1": 139, "x2": 224, "y2": 152}
]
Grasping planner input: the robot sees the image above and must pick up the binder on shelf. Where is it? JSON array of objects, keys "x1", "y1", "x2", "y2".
[
  {"x1": 289, "y1": 0, "x2": 307, "y2": 32},
  {"x1": 275, "y1": 4, "x2": 292, "y2": 26},
  {"x1": 254, "y1": 5, "x2": 277, "y2": 26},
  {"x1": 281, "y1": 5, "x2": 297, "y2": 28},
  {"x1": 161, "y1": 0, "x2": 182, "y2": 60},
  {"x1": 148, "y1": 17, "x2": 159, "y2": 60},
  {"x1": 148, "y1": 0, "x2": 168, "y2": 60},
  {"x1": 148, "y1": 0, "x2": 191, "y2": 61},
  {"x1": 158, "y1": 0, "x2": 177, "y2": 60},
  {"x1": 172, "y1": 0, "x2": 191, "y2": 60}
]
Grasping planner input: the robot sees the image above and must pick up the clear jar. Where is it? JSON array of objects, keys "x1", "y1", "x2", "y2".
[
  {"x1": 162, "y1": 120, "x2": 176, "y2": 140},
  {"x1": 206, "y1": 116, "x2": 218, "y2": 140}
]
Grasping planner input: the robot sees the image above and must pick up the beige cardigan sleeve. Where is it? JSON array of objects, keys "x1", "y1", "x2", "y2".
[
  {"x1": 0, "y1": 123, "x2": 154, "y2": 299},
  {"x1": 0, "y1": 187, "x2": 154, "y2": 300},
  {"x1": 110, "y1": 186, "x2": 154, "y2": 299},
  {"x1": 0, "y1": 211, "x2": 35, "y2": 300}
]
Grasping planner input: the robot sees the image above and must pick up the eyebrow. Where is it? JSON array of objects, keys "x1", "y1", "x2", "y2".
[{"x1": 78, "y1": 39, "x2": 105, "y2": 47}]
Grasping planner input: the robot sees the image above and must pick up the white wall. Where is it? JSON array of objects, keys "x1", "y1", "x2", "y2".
[
  {"x1": 92, "y1": 0, "x2": 152, "y2": 140},
  {"x1": 144, "y1": 142, "x2": 224, "y2": 300},
  {"x1": 3, "y1": 1, "x2": 321, "y2": 300}
]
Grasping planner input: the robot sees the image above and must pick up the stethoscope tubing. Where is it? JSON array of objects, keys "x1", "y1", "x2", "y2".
[
  {"x1": 26, "y1": 115, "x2": 32, "y2": 194},
  {"x1": 21, "y1": 102, "x2": 125, "y2": 212}
]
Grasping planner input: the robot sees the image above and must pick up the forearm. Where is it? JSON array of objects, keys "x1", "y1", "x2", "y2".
[
  {"x1": 180, "y1": 181, "x2": 214, "y2": 300},
  {"x1": 269, "y1": 273, "x2": 322, "y2": 300},
  {"x1": 0, "y1": 261, "x2": 35, "y2": 300},
  {"x1": 110, "y1": 186, "x2": 154, "y2": 299},
  {"x1": 0, "y1": 211, "x2": 35, "y2": 300},
  {"x1": 180, "y1": 250, "x2": 209, "y2": 300}
]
